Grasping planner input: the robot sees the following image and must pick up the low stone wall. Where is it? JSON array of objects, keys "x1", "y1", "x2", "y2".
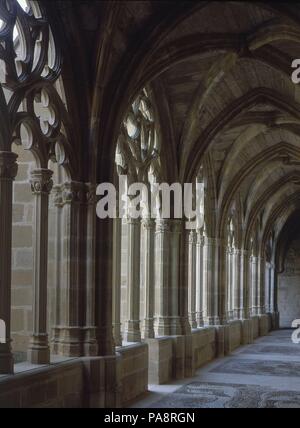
[
  {"x1": 0, "y1": 360, "x2": 85, "y2": 408},
  {"x1": 227, "y1": 320, "x2": 242, "y2": 352},
  {"x1": 192, "y1": 327, "x2": 216, "y2": 369},
  {"x1": 259, "y1": 314, "x2": 271, "y2": 336},
  {"x1": 251, "y1": 316, "x2": 260, "y2": 339},
  {"x1": 147, "y1": 337, "x2": 173, "y2": 384},
  {"x1": 147, "y1": 329, "x2": 216, "y2": 386},
  {"x1": 0, "y1": 316, "x2": 276, "y2": 407},
  {"x1": 117, "y1": 342, "x2": 148, "y2": 406}
]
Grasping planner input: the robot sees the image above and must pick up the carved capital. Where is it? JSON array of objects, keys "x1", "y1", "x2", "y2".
[
  {"x1": 0, "y1": 152, "x2": 18, "y2": 180},
  {"x1": 52, "y1": 185, "x2": 63, "y2": 207},
  {"x1": 142, "y1": 217, "x2": 155, "y2": 230},
  {"x1": 188, "y1": 230, "x2": 197, "y2": 244},
  {"x1": 155, "y1": 218, "x2": 170, "y2": 233},
  {"x1": 61, "y1": 181, "x2": 86, "y2": 205},
  {"x1": 86, "y1": 183, "x2": 97, "y2": 205},
  {"x1": 53, "y1": 182, "x2": 96, "y2": 206},
  {"x1": 30, "y1": 169, "x2": 53, "y2": 195}
]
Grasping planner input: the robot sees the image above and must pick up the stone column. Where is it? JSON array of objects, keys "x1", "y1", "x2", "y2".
[
  {"x1": 169, "y1": 220, "x2": 183, "y2": 335},
  {"x1": 142, "y1": 218, "x2": 155, "y2": 339},
  {"x1": 269, "y1": 263, "x2": 275, "y2": 314},
  {"x1": 265, "y1": 262, "x2": 271, "y2": 313},
  {"x1": 272, "y1": 271, "x2": 280, "y2": 329},
  {"x1": 233, "y1": 248, "x2": 241, "y2": 319},
  {"x1": 203, "y1": 237, "x2": 220, "y2": 325},
  {"x1": 250, "y1": 255, "x2": 258, "y2": 315},
  {"x1": 123, "y1": 214, "x2": 141, "y2": 343},
  {"x1": 257, "y1": 256, "x2": 265, "y2": 315},
  {"x1": 112, "y1": 214, "x2": 122, "y2": 346},
  {"x1": 83, "y1": 184, "x2": 98, "y2": 355},
  {"x1": 27, "y1": 169, "x2": 53, "y2": 364},
  {"x1": 52, "y1": 182, "x2": 85, "y2": 356},
  {"x1": 188, "y1": 230, "x2": 197, "y2": 329},
  {"x1": 226, "y1": 246, "x2": 233, "y2": 320},
  {"x1": 0, "y1": 152, "x2": 18, "y2": 374},
  {"x1": 154, "y1": 219, "x2": 170, "y2": 336},
  {"x1": 196, "y1": 230, "x2": 204, "y2": 327},
  {"x1": 239, "y1": 249, "x2": 250, "y2": 320}
]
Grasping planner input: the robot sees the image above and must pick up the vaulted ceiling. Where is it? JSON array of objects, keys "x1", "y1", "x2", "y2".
[{"x1": 45, "y1": 0, "x2": 300, "y2": 254}]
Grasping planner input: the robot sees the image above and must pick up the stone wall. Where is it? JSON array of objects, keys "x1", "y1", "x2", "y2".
[
  {"x1": 117, "y1": 342, "x2": 148, "y2": 406},
  {"x1": 278, "y1": 237, "x2": 300, "y2": 327},
  {"x1": 227, "y1": 320, "x2": 242, "y2": 352},
  {"x1": 0, "y1": 314, "x2": 274, "y2": 407}
]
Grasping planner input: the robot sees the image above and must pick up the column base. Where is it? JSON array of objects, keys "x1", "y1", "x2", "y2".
[
  {"x1": 123, "y1": 321, "x2": 141, "y2": 343},
  {"x1": 52, "y1": 326, "x2": 84, "y2": 357},
  {"x1": 205, "y1": 316, "x2": 221, "y2": 326},
  {"x1": 96, "y1": 325, "x2": 115, "y2": 356},
  {"x1": 27, "y1": 334, "x2": 50, "y2": 364},
  {"x1": 143, "y1": 319, "x2": 155, "y2": 339},
  {"x1": 0, "y1": 346, "x2": 14, "y2": 374},
  {"x1": 170, "y1": 317, "x2": 182, "y2": 335},
  {"x1": 112, "y1": 322, "x2": 123, "y2": 347},
  {"x1": 83, "y1": 327, "x2": 98, "y2": 356},
  {"x1": 154, "y1": 317, "x2": 171, "y2": 337},
  {"x1": 27, "y1": 346, "x2": 50, "y2": 365},
  {"x1": 196, "y1": 313, "x2": 204, "y2": 328}
]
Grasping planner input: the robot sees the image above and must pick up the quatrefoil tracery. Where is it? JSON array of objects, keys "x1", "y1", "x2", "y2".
[
  {"x1": 116, "y1": 89, "x2": 160, "y2": 185},
  {"x1": 0, "y1": 0, "x2": 75, "y2": 176}
]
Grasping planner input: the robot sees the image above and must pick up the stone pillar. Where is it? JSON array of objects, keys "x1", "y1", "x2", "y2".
[
  {"x1": 203, "y1": 237, "x2": 220, "y2": 325},
  {"x1": 233, "y1": 248, "x2": 241, "y2": 319},
  {"x1": 52, "y1": 181, "x2": 85, "y2": 356},
  {"x1": 142, "y1": 218, "x2": 155, "y2": 339},
  {"x1": 269, "y1": 263, "x2": 275, "y2": 314},
  {"x1": 188, "y1": 230, "x2": 197, "y2": 329},
  {"x1": 265, "y1": 262, "x2": 271, "y2": 313},
  {"x1": 250, "y1": 255, "x2": 258, "y2": 315},
  {"x1": 226, "y1": 246, "x2": 233, "y2": 320},
  {"x1": 195, "y1": 230, "x2": 204, "y2": 327},
  {"x1": 170, "y1": 220, "x2": 183, "y2": 335},
  {"x1": 154, "y1": 219, "x2": 170, "y2": 336},
  {"x1": 27, "y1": 169, "x2": 53, "y2": 364},
  {"x1": 258, "y1": 256, "x2": 266, "y2": 315},
  {"x1": 272, "y1": 271, "x2": 280, "y2": 329},
  {"x1": 240, "y1": 250, "x2": 253, "y2": 344},
  {"x1": 0, "y1": 152, "x2": 18, "y2": 374},
  {"x1": 83, "y1": 184, "x2": 98, "y2": 355},
  {"x1": 239, "y1": 249, "x2": 250, "y2": 320},
  {"x1": 123, "y1": 214, "x2": 141, "y2": 342},
  {"x1": 112, "y1": 215, "x2": 122, "y2": 346}
]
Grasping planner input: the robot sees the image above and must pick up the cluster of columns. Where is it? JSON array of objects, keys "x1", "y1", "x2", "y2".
[
  {"x1": 0, "y1": 149, "x2": 98, "y2": 375},
  {"x1": 112, "y1": 212, "x2": 186, "y2": 346},
  {"x1": 51, "y1": 181, "x2": 97, "y2": 357},
  {"x1": 187, "y1": 230, "x2": 275, "y2": 331},
  {"x1": 111, "y1": 209, "x2": 277, "y2": 351}
]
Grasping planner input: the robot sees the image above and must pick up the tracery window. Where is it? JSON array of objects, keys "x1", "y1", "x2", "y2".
[
  {"x1": 0, "y1": 0, "x2": 74, "y2": 173},
  {"x1": 113, "y1": 88, "x2": 160, "y2": 345},
  {"x1": 0, "y1": 0, "x2": 77, "y2": 371}
]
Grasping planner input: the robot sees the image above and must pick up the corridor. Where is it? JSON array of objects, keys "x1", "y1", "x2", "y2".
[{"x1": 132, "y1": 330, "x2": 300, "y2": 408}]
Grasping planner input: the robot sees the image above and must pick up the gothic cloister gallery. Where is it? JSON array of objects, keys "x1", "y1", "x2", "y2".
[{"x1": 2, "y1": 0, "x2": 300, "y2": 409}]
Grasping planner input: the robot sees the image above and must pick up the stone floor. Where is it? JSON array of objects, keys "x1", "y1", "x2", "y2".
[{"x1": 131, "y1": 329, "x2": 300, "y2": 408}]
